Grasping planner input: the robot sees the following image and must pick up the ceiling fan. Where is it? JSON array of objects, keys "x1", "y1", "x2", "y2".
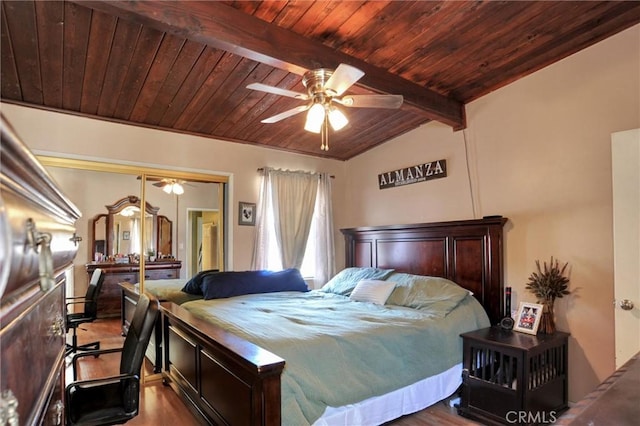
[
  {"x1": 247, "y1": 64, "x2": 403, "y2": 151},
  {"x1": 150, "y1": 178, "x2": 187, "y2": 195}
]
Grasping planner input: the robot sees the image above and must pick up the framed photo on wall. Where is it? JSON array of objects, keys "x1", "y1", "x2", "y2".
[
  {"x1": 122, "y1": 231, "x2": 130, "y2": 240},
  {"x1": 238, "y1": 202, "x2": 256, "y2": 226},
  {"x1": 513, "y1": 301, "x2": 543, "y2": 335}
]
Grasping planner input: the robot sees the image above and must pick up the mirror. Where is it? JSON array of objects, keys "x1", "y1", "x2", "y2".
[
  {"x1": 158, "y1": 215, "x2": 172, "y2": 256},
  {"x1": 91, "y1": 195, "x2": 168, "y2": 260},
  {"x1": 40, "y1": 158, "x2": 228, "y2": 283}
]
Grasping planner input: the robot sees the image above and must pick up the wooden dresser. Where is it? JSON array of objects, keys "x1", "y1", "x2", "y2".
[
  {"x1": 86, "y1": 260, "x2": 181, "y2": 318},
  {"x1": 1, "y1": 115, "x2": 81, "y2": 425}
]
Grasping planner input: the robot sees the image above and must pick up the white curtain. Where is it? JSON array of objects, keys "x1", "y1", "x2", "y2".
[
  {"x1": 252, "y1": 169, "x2": 272, "y2": 270},
  {"x1": 252, "y1": 168, "x2": 335, "y2": 281},
  {"x1": 270, "y1": 169, "x2": 318, "y2": 269},
  {"x1": 313, "y1": 172, "x2": 335, "y2": 287},
  {"x1": 130, "y1": 218, "x2": 140, "y2": 254}
]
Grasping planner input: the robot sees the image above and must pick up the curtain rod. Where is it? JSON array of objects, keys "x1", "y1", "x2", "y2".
[{"x1": 256, "y1": 168, "x2": 335, "y2": 179}]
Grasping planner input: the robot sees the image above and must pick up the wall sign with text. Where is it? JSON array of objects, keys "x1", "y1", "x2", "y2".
[{"x1": 378, "y1": 159, "x2": 447, "y2": 189}]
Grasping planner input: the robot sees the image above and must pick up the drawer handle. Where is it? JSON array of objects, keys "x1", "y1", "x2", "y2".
[
  {"x1": 69, "y1": 233, "x2": 82, "y2": 246},
  {"x1": 144, "y1": 275, "x2": 150, "y2": 279},
  {"x1": 50, "y1": 315, "x2": 65, "y2": 337},
  {"x1": 50, "y1": 400, "x2": 63, "y2": 426},
  {"x1": 123, "y1": 278, "x2": 131, "y2": 282},
  {"x1": 0, "y1": 389, "x2": 19, "y2": 426},
  {"x1": 26, "y1": 218, "x2": 55, "y2": 292}
]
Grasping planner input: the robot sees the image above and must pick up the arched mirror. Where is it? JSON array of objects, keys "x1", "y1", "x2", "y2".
[
  {"x1": 91, "y1": 195, "x2": 165, "y2": 259},
  {"x1": 158, "y1": 215, "x2": 172, "y2": 257}
]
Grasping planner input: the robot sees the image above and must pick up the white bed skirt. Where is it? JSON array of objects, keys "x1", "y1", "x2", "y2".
[{"x1": 313, "y1": 363, "x2": 462, "y2": 426}]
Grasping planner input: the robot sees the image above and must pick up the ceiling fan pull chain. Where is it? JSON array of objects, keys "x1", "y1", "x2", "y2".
[{"x1": 321, "y1": 116, "x2": 329, "y2": 151}]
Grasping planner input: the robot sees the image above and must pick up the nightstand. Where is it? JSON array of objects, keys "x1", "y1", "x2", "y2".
[{"x1": 458, "y1": 327, "x2": 569, "y2": 425}]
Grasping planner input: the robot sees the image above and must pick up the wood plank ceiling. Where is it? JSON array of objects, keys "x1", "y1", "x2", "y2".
[{"x1": 2, "y1": 1, "x2": 639, "y2": 161}]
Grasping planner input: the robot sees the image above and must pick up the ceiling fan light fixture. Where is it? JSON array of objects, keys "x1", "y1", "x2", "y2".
[
  {"x1": 304, "y1": 103, "x2": 325, "y2": 133},
  {"x1": 161, "y1": 180, "x2": 185, "y2": 195},
  {"x1": 328, "y1": 106, "x2": 348, "y2": 131},
  {"x1": 172, "y1": 182, "x2": 184, "y2": 195},
  {"x1": 247, "y1": 63, "x2": 402, "y2": 151}
]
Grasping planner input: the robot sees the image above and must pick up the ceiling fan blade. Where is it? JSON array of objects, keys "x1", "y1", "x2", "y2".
[
  {"x1": 339, "y1": 94, "x2": 403, "y2": 109},
  {"x1": 246, "y1": 83, "x2": 308, "y2": 100},
  {"x1": 153, "y1": 182, "x2": 164, "y2": 187},
  {"x1": 325, "y1": 64, "x2": 365, "y2": 96},
  {"x1": 261, "y1": 104, "x2": 310, "y2": 124}
]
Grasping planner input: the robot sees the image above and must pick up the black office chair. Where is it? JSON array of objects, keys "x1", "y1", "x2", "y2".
[
  {"x1": 66, "y1": 268, "x2": 105, "y2": 356},
  {"x1": 66, "y1": 292, "x2": 160, "y2": 426}
]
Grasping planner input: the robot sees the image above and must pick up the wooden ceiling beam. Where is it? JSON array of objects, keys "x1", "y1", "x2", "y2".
[{"x1": 76, "y1": 0, "x2": 466, "y2": 130}]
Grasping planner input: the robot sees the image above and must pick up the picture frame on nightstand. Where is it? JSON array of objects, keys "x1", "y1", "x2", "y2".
[{"x1": 513, "y1": 301, "x2": 543, "y2": 335}]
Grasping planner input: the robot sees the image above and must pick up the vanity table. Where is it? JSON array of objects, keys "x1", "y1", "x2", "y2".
[
  {"x1": 88, "y1": 195, "x2": 180, "y2": 317},
  {"x1": 86, "y1": 260, "x2": 181, "y2": 317}
]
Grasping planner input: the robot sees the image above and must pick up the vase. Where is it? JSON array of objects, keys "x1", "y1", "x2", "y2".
[{"x1": 538, "y1": 302, "x2": 556, "y2": 334}]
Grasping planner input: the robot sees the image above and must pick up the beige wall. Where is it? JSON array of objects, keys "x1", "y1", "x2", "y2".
[
  {"x1": 345, "y1": 24, "x2": 640, "y2": 402},
  {"x1": 2, "y1": 23, "x2": 638, "y2": 403},
  {"x1": 1, "y1": 104, "x2": 348, "y2": 274}
]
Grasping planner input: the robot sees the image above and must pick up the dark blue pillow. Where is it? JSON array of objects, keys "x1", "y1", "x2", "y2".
[
  {"x1": 181, "y1": 269, "x2": 220, "y2": 295},
  {"x1": 201, "y1": 268, "x2": 308, "y2": 300}
]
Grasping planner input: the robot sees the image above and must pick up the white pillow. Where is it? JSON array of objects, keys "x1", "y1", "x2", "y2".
[{"x1": 349, "y1": 279, "x2": 396, "y2": 305}]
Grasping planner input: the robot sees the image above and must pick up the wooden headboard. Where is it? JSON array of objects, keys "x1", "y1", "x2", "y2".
[{"x1": 341, "y1": 217, "x2": 507, "y2": 324}]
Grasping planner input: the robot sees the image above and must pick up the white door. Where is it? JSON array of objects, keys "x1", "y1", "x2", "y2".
[{"x1": 612, "y1": 128, "x2": 640, "y2": 369}]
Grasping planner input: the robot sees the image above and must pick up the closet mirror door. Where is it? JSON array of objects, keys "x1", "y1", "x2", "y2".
[
  {"x1": 183, "y1": 182, "x2": 223, "y2": 277},
  {"x1": 43, "y1": 167, "x2": 143, "y2": 307},
  {"x1": 40, "y1": 158, "x2": 228, "y2": 306},
  {"x1": 143, "y1": 177, "x2": 223, "y2": 279}
]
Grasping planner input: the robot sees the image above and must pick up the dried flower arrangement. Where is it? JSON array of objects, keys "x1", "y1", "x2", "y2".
[{"x1": 525, "y1": 257, "x2": 570, "y2": 333}]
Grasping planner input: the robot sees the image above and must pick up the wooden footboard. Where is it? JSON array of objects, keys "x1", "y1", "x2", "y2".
[{"x1": 160, "y1": 302, "x2": 285, "y2": 425}]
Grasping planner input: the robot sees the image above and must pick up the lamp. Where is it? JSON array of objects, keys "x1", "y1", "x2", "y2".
[
  {"x1": 328, "y1": 106, "x2": 348, "y2": 131},
  {"x1": 162, "y1": 180, "x2": 184, "y2": 195},
  {"x1": 305, "y1": 102, "x2": 349, "y2": 151},
  {"x1": 171, "y1": 182, "x2": 184, "y2": 195},
  {"x1": 304, "y1": 103, "x2": 325, "y2": 134}
]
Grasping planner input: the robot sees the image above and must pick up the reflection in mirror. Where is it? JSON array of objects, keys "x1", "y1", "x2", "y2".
[
  {"x1": 93, "y1": 214, "x2": 107, "y2": 257},
  {"x1": 43, "y1": 167, "x2": 142, "y2": 297},
  {"x1": 158, "y1": 215, "x2": 172, "y2": 256},
  {"x1": 188, "y1": 208, "x2": 221, "y2": 274},
  {"x1": 96, "y1": 195, "x2": 158, "y2": 259},
  {"x1": 43, "y1": 164, "x2": 225, "y2": 299},
  {"x1": 181, "y1": 181, "x2": 222, "y2": 277},
  {"x1": 144, "y1": 177, "x2": 222, "y2": 277}
]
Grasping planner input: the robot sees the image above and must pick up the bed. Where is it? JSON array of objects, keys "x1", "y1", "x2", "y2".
[{"x1": 160, "y1": 217, "x2": 507, "y2": 425}]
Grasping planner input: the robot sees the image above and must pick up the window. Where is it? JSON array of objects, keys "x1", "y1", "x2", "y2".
[
  {"x1": 252, "y1": 168, "x2": 334, "y2": 287},
  {"x1": 264, "y1": 195, "x2": 318, "y2": 277}
]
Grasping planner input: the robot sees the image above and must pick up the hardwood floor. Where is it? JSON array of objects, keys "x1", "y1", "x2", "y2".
[{"x1": 66, "y1": 318, "x2": 481, "y2": 425}]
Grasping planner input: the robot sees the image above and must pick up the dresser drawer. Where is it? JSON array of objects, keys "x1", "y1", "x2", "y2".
[
  {"x1": 144, "y1": 269, "x2": 179, "y2": 280},
  {"x1": 0, "y1": 280, "x2": 65, "y2": 425},
  {"x1": 90, "y1": 262, "x2": 181, "y2": 318},
  {"x1": 98, "y1": 272, "x2": 137, "y2": 318}
]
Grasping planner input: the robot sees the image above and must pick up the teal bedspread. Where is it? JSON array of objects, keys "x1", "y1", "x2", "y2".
[{"x1": 181, "y1": 290, "x2": 490, "y2": 425}]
